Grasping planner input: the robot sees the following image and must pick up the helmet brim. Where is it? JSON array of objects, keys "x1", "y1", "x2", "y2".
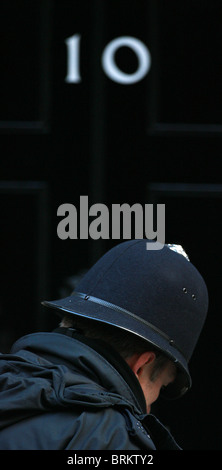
[{"x1": 42, "y1": 292, "x2": 192, "y2": 399}]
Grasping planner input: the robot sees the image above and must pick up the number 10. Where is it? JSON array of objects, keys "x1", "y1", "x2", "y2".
[{"x1": 65, "y1": 34, "x2": 151, "y2": 85}]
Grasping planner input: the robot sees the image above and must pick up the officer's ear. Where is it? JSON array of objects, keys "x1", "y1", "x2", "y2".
[{"x1": 126, "y1": 351, "x2": 156, "y2": 379}]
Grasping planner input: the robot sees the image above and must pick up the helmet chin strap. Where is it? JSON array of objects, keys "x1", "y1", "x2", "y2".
[{"x1": 71, "y1": 291, "x2": 187, "y2": 361}]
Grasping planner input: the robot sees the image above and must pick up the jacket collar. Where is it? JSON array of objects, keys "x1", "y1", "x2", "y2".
[
  {"x1": 11, "y1": 330, "x2": 146, "y2": 414},
  {"x1": 54, "y1": 327, "x2": 147, "y2": 414}
]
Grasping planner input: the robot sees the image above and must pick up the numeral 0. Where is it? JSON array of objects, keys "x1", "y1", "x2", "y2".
[{"x1": 65, "y1": 34, "x2": 151, "y2": 85}]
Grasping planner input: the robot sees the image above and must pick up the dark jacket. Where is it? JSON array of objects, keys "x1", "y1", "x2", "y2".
[{"x1": 0, "y1": 328, "x2": 181, "y2": 450}]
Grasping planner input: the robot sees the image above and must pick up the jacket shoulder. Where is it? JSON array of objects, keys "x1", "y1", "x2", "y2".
[{"x1": 0, "y1": 406, "x2": 156, "y2": 450}]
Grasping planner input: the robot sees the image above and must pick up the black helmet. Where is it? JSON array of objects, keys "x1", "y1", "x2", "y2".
[{"x1": 42, "y1": 240, "x2": 208, "y2": 399}]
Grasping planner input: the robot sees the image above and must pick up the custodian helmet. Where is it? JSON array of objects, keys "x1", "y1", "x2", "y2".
[{"x1": 42, "y1": 240, "x2": 208, "y2": 399}]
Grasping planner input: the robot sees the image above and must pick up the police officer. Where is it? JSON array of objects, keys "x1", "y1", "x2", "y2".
[{"x1": 0, "y1": 240, "x2": 208, "y2": 450}]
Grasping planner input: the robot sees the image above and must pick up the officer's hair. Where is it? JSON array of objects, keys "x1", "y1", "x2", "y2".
[{"x1": 60, "y1": 314, "x2": 169, "y2": 381}]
